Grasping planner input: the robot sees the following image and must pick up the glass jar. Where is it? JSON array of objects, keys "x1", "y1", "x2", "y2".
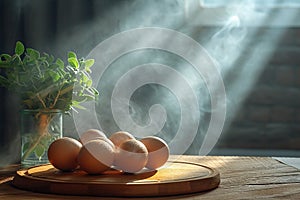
[{"x1": 20, "y1": 109, "x2": 63, "y2": 167}]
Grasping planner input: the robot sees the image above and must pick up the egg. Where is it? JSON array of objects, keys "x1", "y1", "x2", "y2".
[
  {"x1": 47, "y1": 137, "x2": 82, "y2": 171},
  {"x1": 79, "y1": 129, "x2": 107, "y2": 145},
  {"x1": 79, "y1": 129, "x2": 115, "y2": 149},
  {"x1": 140, "y1": 136, "x2": 169, "y2": 170},
  {"x1": 114, "y1": 139, "x2": 148, "y2": 173},
  {"x1": 77, "y1": 139, "x2": 115, "y2": 174},
  {"x1": 96, "y1": 137, "x2": 115, "y2": 149},
  {"x1": 109, "y1": 131, "x2": 135, "y2": 147}
]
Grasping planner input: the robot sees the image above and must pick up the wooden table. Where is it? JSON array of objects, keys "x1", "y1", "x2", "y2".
[{"x1": 1, "y1": 156, "x2": 300, "y2": 199}]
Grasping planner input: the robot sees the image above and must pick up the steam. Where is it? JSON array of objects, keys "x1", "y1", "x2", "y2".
[
  {"x1": 208, "y1": 15, "x2": 246, "y2": 69},
  {"x1": 202, "y1": 1, "x2": 299, "y2": 137},
  {"x1": 74, "y1": 0, "x2": 299, "y2": 156},
  {"x1": 73, "y1": 27, "x2": 224, "y2": 156}
]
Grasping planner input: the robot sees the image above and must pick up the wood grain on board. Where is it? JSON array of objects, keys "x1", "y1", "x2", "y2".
[
  {"x1": 12, "y1": 160, "x2": 220, "y2": 197},
  {"x1": 0, "y1": 156, "x2": 300, "y2": 199}
]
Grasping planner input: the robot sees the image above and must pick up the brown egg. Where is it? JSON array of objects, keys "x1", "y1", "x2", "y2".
[
  {"x1": 114, "y1": 139, "x2": 148, "y2": 173},
  {"x1": 109, "y1": 131, "x2": 135, "y2": 147},
  {"x1": 95, "y1": 137, "x2": 115, "y2": 149},
  {"x1": 79, "y1": 129, "x2": 107, "y2": 145},
  {"x1": 77, "y1": 140, "x2": 114, "y2": 174},
  {"x1": 140, "y1": 136, "x2": 169, "y2": 170},
  {"x1": 47, "y1": 137, "x2": 82, "y2": 171}
]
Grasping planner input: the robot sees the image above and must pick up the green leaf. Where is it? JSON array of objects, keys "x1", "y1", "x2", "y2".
[
  {"x1": 86, "y1": 79, "x2": 92, "y2": 87},
  {"x1": 72, "y1": 101, "x2": 86, "y2": 109},
  {"x1": 34, "y1": 144, "x2": 45, "y2": 158},
  {"x1": 48, "y1": 70, "x2": 60, "y2": 82},
  {"x1": 43, "y1": 53, "x2": 54, "y2": 63},
  {"x1": 0, "y1": 40, "x2": 99, "y2": 112},
  {"x1": 57, "y1": 68, "x2": 66, "y2": 77},
  {"x1": 56, "y1": 58, "x2": 64, "y2": 69},
  {"x1": 82, "y1": 94, "x2": 95, "y2": 101},
  {"x1": 11, "y1": 55, "x2": 22, "y2": 66},
  {"x1": 48, "y1": 63, "x2": 59, "y2": 70},
  {"x1": 0, "y1": 54, "x2": 11, "y2": 62},
  {"x1": 92, "y1": 87, "x2": 99, "y2": 95},
  {"x1": 22, "y1": 142, "x2": 30, "y2": 154},
  {"x1": 26, "y1": 48, "x2": 40, "y2": 59},
  {"x1": 68, "y1": 57, "x2": 79, "y2": 69},
  {"x1": 80, "y1": 72, "x2": 89, "y2": 83},
  {"x1": 15, "y1": 41, "x2": 25, "y2": 55},
  {"x1": 84, "y1": 59, "x2": 95, "y2": 68},
  {"x1": 68, "y1": 51, "x2": 77, "y2": 59}
]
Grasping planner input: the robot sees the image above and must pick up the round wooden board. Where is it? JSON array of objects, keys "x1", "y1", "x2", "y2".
[{"x1": 12, "y1": 161, "x2": 220, "y2": 197}]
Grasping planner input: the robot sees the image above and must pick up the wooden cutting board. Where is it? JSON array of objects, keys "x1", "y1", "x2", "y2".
[{"x1": 12, "y1": 160, "x2": 220, "y2": 197}]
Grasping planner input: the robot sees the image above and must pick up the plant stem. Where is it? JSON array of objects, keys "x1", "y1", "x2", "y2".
[
  {"x1": 21, "y1": 112, "x2": 51, "y2": 162},
  {"x1": 21, "y1": 133, "x2": 45, "y2": 161},
  {"x1": 37, "y1": 94, "x2": 47, "y2": 109},
  {"x1": 50, "y1": 90, "x2": 60, "y2": 109},
  {"x1": 23, "y1": 84, "x2": 74, "y2": 109}
]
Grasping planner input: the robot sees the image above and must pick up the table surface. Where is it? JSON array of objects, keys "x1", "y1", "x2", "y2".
[{"x1": 1, "y1": 155, "x2": 300, "y2": 199}]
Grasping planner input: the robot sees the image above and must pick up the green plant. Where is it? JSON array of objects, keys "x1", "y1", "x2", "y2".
[
  {"x1": 0, "y1": 41, "x2": 98, "y2": 112},
  {"x1": 0, "y1": 41, "x2": 99, "y2": 163}
]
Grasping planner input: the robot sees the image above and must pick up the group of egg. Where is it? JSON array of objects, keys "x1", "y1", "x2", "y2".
[{"x1": 47, "y1": 129, "x2": 170, "y2": 174}]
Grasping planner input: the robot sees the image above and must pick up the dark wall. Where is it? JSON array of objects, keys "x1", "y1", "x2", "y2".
[
  {"x1": 0, "y1": 0, "x2": 116, "y2": 164},
  {"x1": 215, "y1": 28, "x2": 300, "y2": 153}
]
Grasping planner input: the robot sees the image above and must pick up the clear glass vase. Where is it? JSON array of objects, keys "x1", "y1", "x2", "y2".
[{"x1": 20, "y1": 109, "x2": 63, "y2": 167}]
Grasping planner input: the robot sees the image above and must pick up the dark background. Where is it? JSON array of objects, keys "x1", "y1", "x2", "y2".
[{"x1": 1, "y1": 0, "x2": 300, "y2": 166}]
